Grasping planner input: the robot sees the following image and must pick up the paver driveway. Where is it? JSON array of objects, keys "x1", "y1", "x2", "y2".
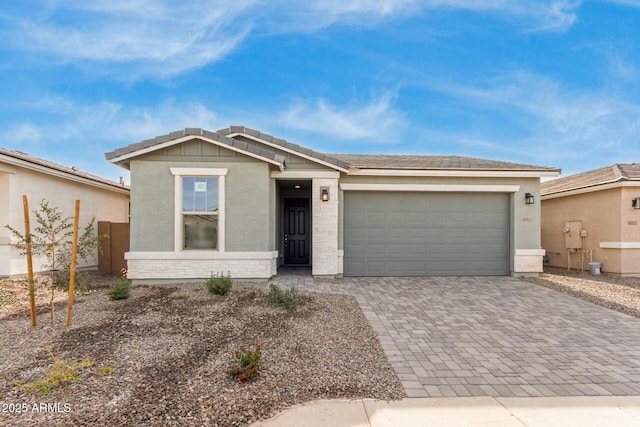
[{"x1": 272, "y1": 273, "x2": 640, "y2": 398}]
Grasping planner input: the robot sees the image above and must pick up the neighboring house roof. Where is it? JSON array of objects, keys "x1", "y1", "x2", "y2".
[
  {"x1": 106, "y1": 126, "x2": 560, "y2": 176},
  {"x1": 0, "y1": 147, "x2": 129, "y2": 194},
  {"x1": 542, "y1": 163, "x2": 640, "y2": 196}
]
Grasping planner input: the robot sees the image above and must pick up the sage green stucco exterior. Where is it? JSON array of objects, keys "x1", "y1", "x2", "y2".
[
  {"x1": 108, "y1": 127, "x2": 557, "y2": 281},
  {"x1": 129, "y1": 140, "x2": 277, "y2": 253}
]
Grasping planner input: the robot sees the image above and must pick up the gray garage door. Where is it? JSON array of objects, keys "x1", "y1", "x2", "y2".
[{"x1": 343, "y1": 192, "x2": 510, "y2": 276}]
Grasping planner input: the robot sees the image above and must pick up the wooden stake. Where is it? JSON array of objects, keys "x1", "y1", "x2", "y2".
[
  {"x1": 66, "y1": 200, "x2": 80, "y2": 327},
  {"x1": 22, "y1": 195, "x2": 37, "y2": 327}
]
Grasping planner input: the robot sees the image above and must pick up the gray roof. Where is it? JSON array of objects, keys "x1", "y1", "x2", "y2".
[
  {"x1": 105, "y1": 128, "x2": 287, "y2": 166},
  {"x1": 330, "y1": 153, "x2": 559, "y2": 171},
  {"x1": 105, "y1": 126, "x2": 559, "y2": 173},
  {"x1": 542, "y1": 163, "x2": 640, "y2": 195},
  {"x1": 0, "y1": 147, "x2": 128, "y2": 191},
  {"x1": 216, "y1": 126, "x2": 351, "y2": 171}
]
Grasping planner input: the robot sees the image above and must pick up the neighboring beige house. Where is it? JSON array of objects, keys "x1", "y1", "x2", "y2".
[
  {"x1": 106, "y1": 126, "x2": 560, "y2": 283},
  {"x1": 0, "y1": 148, "x2": 130, "y2": 277},
  {"x1": 541, "y1": 163, "x2": 640, "y2": 276}
]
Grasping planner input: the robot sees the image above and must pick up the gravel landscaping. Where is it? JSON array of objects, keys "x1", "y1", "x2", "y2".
[
  {"x1": 0, "y1": 273, "x2": 404, "y2": 426},
  {"x1": 525, "y1": 267, "x2": 640, "y2": 318},
  {"x1": 3, "y1": 266, "x2": 638, "y2": 425}
]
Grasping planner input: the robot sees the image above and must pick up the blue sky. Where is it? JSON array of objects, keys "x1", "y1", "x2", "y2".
[{"x1": 1, "y1": 1, "x2": 640, "y2": 183}]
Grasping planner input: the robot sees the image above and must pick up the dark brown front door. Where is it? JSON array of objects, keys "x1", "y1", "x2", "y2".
[{"x1": 284, "y1": 198, "x2": 309, "y2": 265}]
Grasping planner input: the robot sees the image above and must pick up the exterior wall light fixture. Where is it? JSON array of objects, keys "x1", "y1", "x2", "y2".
[
  {"x1": 525, "y1": 193, "x2": 535, "y2": 205},
  {"x1": 633, "y1": 197, "x2": 640, "y2": 209},
  {"x1": 321, "y1": 187, "x2": 330, "y2": 202}
]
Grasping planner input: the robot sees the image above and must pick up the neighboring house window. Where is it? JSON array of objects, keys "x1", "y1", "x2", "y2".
[{"x1": 170, "y1": 168, "x2": 227, "y2": 252}]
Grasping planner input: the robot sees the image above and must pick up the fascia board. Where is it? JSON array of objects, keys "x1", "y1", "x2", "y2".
[
  {"x1": 347, "y1": 168, "x2": 560, "y2": 178},
  {"x1": 542, "y1": 181, "x2": 640, "y2": 200}
]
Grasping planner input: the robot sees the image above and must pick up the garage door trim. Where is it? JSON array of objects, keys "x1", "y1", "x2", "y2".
[
  {"x1": 343, "y1": 191, "x2": 511, "y2": 277},
  {"x1": 340, "y1": 183, "x2": 520, "y2": 192}
]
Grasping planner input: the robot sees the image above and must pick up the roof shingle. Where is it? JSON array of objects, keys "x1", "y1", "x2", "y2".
[
  {"x1": 542, "y1": 163, "x2": 640, "y2": 195},
  {"x1": 216, "y1": 126, "x2": 351, "y2": 171},
  {"x1": 329, "y1": 154, "x2": 558, "y2": 171},
  {"x1": 105, "y1": 125, "x2": 559, "y2": 174}
]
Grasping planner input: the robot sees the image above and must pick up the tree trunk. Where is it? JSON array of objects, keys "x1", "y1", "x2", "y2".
[{"x1": 50, "y1": 231, "x2": 56, "y2": 327}]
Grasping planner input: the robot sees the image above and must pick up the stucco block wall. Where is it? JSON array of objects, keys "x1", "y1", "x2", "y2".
[
  {"x1": 0, "y1": 173, "x2": 11, "y2": 276},
  {"x1": 541, "y1": 188, "x2": 636, "y2": 274},
  {"x1": 1, "y1": 168, "x2": 129, "y2": 276},
  {"x1": 129, "y1": 159, "x2": 273, "y2": 253},
  {"x1": 126, "y1": 143, "x2": 277, "y2": 281},
  {"x1": 621, "y1": 187, "x2": 640, "y2": 275},
  {"x1": 130, "y1": 160, "x2": 175, "y2": 251}
]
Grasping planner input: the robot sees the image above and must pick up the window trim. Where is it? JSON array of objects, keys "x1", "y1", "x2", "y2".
[{"x1": 170, "y1": 168, "x2": 228, "y2": 252}]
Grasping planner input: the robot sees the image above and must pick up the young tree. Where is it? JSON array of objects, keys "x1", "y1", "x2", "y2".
[{"x1": 5, "y1": 199, "x2": 99, "y2": 326}]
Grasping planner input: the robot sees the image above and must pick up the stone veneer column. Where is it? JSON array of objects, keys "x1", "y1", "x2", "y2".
[{"x1": 312, "y1": 178, "x2": 339, "y2": 276}]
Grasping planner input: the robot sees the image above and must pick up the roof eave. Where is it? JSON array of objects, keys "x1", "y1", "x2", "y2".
[
  {"x1": 541, "y1": 179, "x2": 640, "y2": 199},
  {"x1": 1, "y1": 152, "x2": 130, "y2": 195},
  {"x1": 347, "y1": 168, "x2": 561, "y2": 178}
]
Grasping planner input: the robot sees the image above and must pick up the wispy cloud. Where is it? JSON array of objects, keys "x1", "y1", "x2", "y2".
[
  {"x1": 6, "y1": 0, "x2": 254, "y2": 79},
  {"x1": 2, "y1": 98, "x2": 223, "y2": 146},
  {"x1": 1, "y1": 0, "x2": 600, "y2": 80},
  {"x1": 414, "y1": 69, "x2": 640, "y2": 173},
  {"x1": 428, "y1": 0, "x2": 580, "y2": 32},
  {"x1": 259, "y1": 0, "x2": 583, "y2": 33},
  {"x1": 278, "y1": 93, "x2": 407, "y2": 143},
  {"x1": 0, "y1": 95, "x2": 225, "y2": 180}
]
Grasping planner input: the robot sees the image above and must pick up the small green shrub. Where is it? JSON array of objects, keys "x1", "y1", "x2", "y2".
[
  {"x1": 0, "y1": 291, "x2": 13, "y2": 307},
  {"x1": 107, "y1": 279, "x2": 130, "y2": 300},
  {"x1": 206, "y1": 271, "x2": 233, "y2": 295},
  {"x1": 227, "y1": 345, "x2": 261, "y2": 383},
  {"x1": 15, "y1": 346, "x2": 95, "y2": 395},
  {"x1": 0, "y1": 281, "x2": 14, "y2": 307},
  {"x1": 97, "y1": 365, "x2": 115, "y2": 377},
  {"x1": 261, "y1": 284, "x2": 306, "y2": 312}
]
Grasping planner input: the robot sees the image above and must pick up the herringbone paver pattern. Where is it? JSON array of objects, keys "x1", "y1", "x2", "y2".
[{"x1": 272, "y1": 271, "x2": 640, "y2": 398}]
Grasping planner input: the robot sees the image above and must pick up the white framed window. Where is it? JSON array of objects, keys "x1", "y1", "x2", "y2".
[{"x1": 170, "y1": 168, "x2": 227, "y2": 252}]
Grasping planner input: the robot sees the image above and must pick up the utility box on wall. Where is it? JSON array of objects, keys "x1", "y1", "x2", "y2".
[{"x1": 564, "y1": 221, "x2": 583, "y2": 249}]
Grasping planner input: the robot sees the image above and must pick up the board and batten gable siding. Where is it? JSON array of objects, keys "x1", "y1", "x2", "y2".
[
  {"x1": 129, "y1": 143, "x2": 275, "y2": 253},
  {"x1": 1, "y1": 167, "x2": 129, "y2": 276}
]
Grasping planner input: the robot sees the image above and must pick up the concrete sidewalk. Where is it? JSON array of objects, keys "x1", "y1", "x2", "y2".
[{"x1": 251, "y1": 396, "x2": 640, "y2": 427}]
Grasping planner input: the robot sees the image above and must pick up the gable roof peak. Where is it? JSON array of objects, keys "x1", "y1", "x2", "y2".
[
  {"x1": 218, "y1": 125, "x2": 351, "y2": 171},
  {"x1": 105, "y1": 127, "x2": 287, "y2": 169}
]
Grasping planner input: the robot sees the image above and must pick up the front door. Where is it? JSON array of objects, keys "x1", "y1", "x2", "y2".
[{"x1": 284, "y1": 198, "x2": 310, "y2": 265}]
